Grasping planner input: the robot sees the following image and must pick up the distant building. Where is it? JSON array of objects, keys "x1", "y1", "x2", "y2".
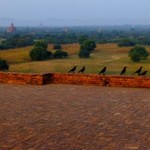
[
  {"x1": 7, "y1": 23, "x2": 16, "y2": 33},
  {"x1": 64, "y1": 28, "x2": 68, "y2": 33}
]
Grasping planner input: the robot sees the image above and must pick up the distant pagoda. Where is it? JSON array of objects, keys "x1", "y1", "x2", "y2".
[{"x1": 7, "y1": 23, "x2": 16, "y2": 33}]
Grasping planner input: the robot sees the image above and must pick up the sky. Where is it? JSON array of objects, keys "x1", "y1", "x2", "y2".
[{"x1": 0, "y1": 0, "x2": 150, "y2": 25}]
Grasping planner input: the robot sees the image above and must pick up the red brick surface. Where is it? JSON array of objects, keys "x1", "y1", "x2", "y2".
[
  {"x1": 50, "y1": 73, "x2": 150, "y2": 88},
  {"x1": 1, "y1": 72, "x2": 150, "y2": 88},
  {"x1": 0, "y1": 72, "x2": 48, "y2": 85},
  {"x1": 0, "y1": 84, "x2": 150, "y2": 150}
]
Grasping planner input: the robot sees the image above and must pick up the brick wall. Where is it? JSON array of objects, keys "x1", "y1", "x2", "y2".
[
  {"x1": 49, "y1": 73, "x2": 150, "y2": 88},
  {"x1": 0, "y1": 72, "x2": 46, "y2": 85},
  {"x1": 0, "y1": 72, "x2": 150, "y2": 88}
]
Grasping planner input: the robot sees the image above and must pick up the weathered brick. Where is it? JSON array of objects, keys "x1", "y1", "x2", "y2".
[{"x1": 1, "y1": 72, "x2": 150, "y2": 88}]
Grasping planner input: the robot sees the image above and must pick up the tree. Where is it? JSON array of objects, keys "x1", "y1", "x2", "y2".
[
  {"x1": 0, "y1": 35, "x2": 34, "y2": 50},
  {"x1": 30, "y1": 47, "x2": 52, "y2": 61},
  {"x1": 53, "y1": 50, "x2": 68, "y2": 58},
  {"x1": 78, "y1": 35, "x2": 88, "y2": 45},
  {"x1": 29, "y1": 40, "x2": 52, "y2": 61},
  {"x1": 0, "y1": 59, "x2": 9, "y2": 71},
  {"x1": 53, "y1": 44, "x2": 62, "y2": 50},
  {"x1": 34, "y1": 40, "x2": 48, "y2": 49},
  {"x1": 118, "y1": 38, "x2": 136, "y2": 47},
  {"x1": 78, "y1": 40, "x2": 96, "y2": 58},
  {"x1": 129, "y1": 46, "x2": 149, "y2": 62},
  {"x1": 78, "y1": 49, "x2": 90, "y2": 58},
  {"x1": 81, "y1": 40, "x2": 96, "y2": 51}
]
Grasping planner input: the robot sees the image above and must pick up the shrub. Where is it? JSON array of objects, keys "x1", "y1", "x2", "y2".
[
  {"x1": 78, "y1": 49, "x2": 90, "y2": 58},
  {"x1": 53, "y1": 44, "x2": 62, "y2": 50},
  {"x1": 30, "y1": 47, "x2": 52, "y2": 61},
  {"x1": 81, "y1": 40, "x2": 96, "y2": 51},
  {"x1": 0, "y1": 59, "x2": 9, "y2": 71},
  {"x1": 34, "y1": 40, "x2": 48, "y2": 49},
  {"x1": 78, "y1": 36, "x2": 88, "y2": 45},
  {"x1": 29, "y1": 40, "x2": 52, "y2": 61},
  {"x1": 118, "y1": 38, "x2": 136, "y2": 47},
  {"x1": 129, "y1": 46, "x2": 149, "y2": 62},
  {"x1": 53, "y1": 50, "x2": 68, "y2": 58}
]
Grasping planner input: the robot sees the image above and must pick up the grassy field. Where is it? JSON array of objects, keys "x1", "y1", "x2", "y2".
[{"x1": 0, "y1": 43, "x2": 150, "y2": 75}]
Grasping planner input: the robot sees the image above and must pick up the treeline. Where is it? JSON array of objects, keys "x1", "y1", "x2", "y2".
[
  {"x1": 1, "y1": 25, "x2": 150, "y2": 49},
  {"x1": 0, "y1": 34, "x2": 34, "y2": 49}
]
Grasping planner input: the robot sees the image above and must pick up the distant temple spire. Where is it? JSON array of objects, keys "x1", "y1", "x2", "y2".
[{"x1": 7, "y1": 23, "x2": 16, "y2": 33}]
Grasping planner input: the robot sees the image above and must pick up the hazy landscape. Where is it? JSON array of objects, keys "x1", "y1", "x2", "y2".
[
  {"x1": 0, "y1": 43, "x2": 150, "y2": 76},
  {"x1": 0, "y1": 0, "x2": 150, "y2": 149},
  {"x1": 1, "y1": 24, "x2": 150, "y2": 76}
]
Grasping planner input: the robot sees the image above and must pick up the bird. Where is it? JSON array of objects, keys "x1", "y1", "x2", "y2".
[
  {"x1": 132, "y1": 66, "x2": 143, "y2": 75},
  {"x1": 68, "y1": 66, "x2": 77, "y2": 73},
  {"x1": 139, "y1": 70, "x2": 148, "y2": 76},
  {"x1": 78, "y1": 66, "x2": 85, "y2": 73},
  {"x1": 120, "y1": 66, "x2": 127, "y2": 75},
  {"x1": 99, "y1": 67, "x2": 106, "y2": 75}
]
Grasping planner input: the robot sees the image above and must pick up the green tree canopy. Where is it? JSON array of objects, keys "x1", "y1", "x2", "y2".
[
  {"x1": 118, "y1": 38, "x2": 136, "y2": 47},
  {"x1": 53, "y1": 44, "x2": 62, "y2": 50},
  {"x1": 29, "y1": 47, "x2": 52, "y2": 61},
  {"x1": 53, "y1": 50, "x2": 68, "y2": 58},
  {"x1": 78, "y1": 49, "x2": 90, "y2": 58},
  {"x1": 129, "y1": 46, "x2": 149, "y2": 62},
  {"x1": 34, "y1": 40, "x2": 48, "y2": 49},
  {"x1": 29, "y1": 40, "x2": 52, "y2": 61},
  {"x1": 78, "y1": 35, "x2": 88, "y2": 45},
  {"x1": 81, "y1": 40, "x2": 96, "y2": 51}
]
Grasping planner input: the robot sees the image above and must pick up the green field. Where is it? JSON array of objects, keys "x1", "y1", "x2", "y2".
[{"x1": 0, "y1": 43, "x2": 150, "y2": 75}]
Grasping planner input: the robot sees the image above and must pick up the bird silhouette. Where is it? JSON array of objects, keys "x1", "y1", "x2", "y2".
[
  {"x1": 68, "y1": 66, "x2": 77, "y2": 73},
  {"x1": 78, "y1": 66, "x2": 85, "y2": 73},
  {"x1": 120, "y1": 66, "x2": 127, "y2": 75},
  {"x1": 139, "y1": 70, "x2": 148, "y2": 76},
  {"x1": 99, "y1": 67, "x2": 106, "y2": 75},
  {"x1": 132, "y1": 66, "x2": 143, "y2": 75}
]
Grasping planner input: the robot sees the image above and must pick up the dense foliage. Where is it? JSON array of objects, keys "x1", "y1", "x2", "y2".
[
  {"x1": 30, "y1": 41, "x2": 52, "y2": 61},
  {"x1": 53, "y1": 44, "x2": 62, "y2": 50},
  {"x1": 129, "y1": 46, "x2": 149, "y2": 62},
  {"x1": 80, "y1": 40, "x2": 96, "y2": 52},
  {"x1": 78, "y1": 49, "x2": 90, "y2": 58},
  {"x1": 0, "y1": 59, "x2": 9, "y2": 70},
  {"x1": 53, "y1": 50, "x2": 68, "y2": 58},
  {"x1": 78, "y1": 39, "x2": 96, "y2": 58},
  {"x1": 118, "y1": 38, "x2": 136, "y2": 47},
  {"x1": 1, "y1": 25, "x2": 150, "y2": 50},
  {"x1": 0, "y1": 34, "x2": 34, "y2": 49},
  {"x1": 34, "y1": 40, "x2": 48, "y2": 49}
]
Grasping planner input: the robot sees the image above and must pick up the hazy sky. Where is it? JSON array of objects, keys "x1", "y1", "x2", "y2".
[{"x1": 0, "y1": 0, "x2": 149, "y2": 23}]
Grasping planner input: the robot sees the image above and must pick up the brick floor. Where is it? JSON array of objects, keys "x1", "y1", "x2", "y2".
[{"x1": 0, "y1": 84, "x2": 150, "y2": 150}]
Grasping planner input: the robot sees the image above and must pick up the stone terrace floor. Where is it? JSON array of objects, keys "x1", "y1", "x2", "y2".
[{"x1": 0, "y1": 84, "x2": 150, "y2": 150}]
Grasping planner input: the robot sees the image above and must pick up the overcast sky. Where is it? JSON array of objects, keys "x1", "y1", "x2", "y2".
[{"x1": 0, "y1": 0, "x2": 150, "y2": 25}]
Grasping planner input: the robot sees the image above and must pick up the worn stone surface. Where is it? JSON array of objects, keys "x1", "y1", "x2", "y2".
[{"x1": 0, "y1": 84, "x2": 150, "y2": 150}]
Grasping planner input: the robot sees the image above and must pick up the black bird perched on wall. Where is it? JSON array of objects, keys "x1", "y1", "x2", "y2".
[
  {"x1": 78, "y1": 66, "x2": 85, "y2": 73},
  {"x1": 68, "y1": 66, "x2": 77, "y2": 73},
  {"x1": 120, "y1": 66, "x2": 127, "y2": 75},
  {"x1": 132, "y1": 66, "x2": 143, "y2": 75},
  {"x1": 139, "y1": 70, "x2": 148, "y2": 76},
  {"x1": 99, "y1": 67, "x2": 106, "y2": 75}
]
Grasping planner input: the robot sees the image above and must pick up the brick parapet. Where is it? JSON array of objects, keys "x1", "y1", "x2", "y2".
[
  {"x1": 0, "y1": 72, "x2": 44, "y2": 85},
  {"x1": 0, "y1": 72, "x2": 150, "y2": 88}
]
